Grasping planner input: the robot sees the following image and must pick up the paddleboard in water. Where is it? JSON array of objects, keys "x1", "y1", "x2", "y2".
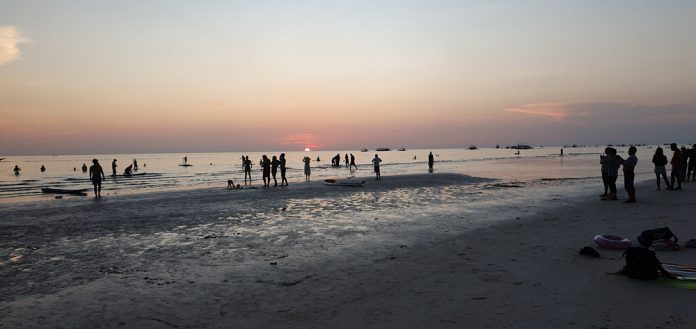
[
  {"x1": 41, "y1": 187, "x2": 88, "y2": 195},
  {"x1": 179, "y1": 164, "x2": 193, "y2": 167}
]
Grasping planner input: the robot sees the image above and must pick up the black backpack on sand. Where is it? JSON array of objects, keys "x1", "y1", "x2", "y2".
[
  {"x1": 621, "y1": 247, "x2": 667, "y2": 280},
  {"x1": 637, "y1": 227, "x2": 677, "y2": 247}
]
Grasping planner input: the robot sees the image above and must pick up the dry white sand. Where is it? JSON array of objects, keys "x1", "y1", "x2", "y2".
[{"x1": 1, "y1": 173, "x2": 695, "y2": 329}]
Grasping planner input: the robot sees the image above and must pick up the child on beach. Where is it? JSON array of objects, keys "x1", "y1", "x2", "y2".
[
  {"x1": 372, "y1": 154, "x2": 382, "y2": 180},
  {"x1": 622, "y1": 147, "x2": 637, "y2": 203},
  {"x1": 652, "y1": 147, "x2": 670, "y2": 191}
]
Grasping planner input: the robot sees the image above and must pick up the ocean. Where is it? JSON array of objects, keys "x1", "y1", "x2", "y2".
[{"x1": 0, "y1": 146, "x2": 661, "y2": 202}]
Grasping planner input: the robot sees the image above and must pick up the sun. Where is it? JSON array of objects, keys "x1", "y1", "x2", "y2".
[{"x1": 304, "y1": 147, "x2": 311, "y2": 152}]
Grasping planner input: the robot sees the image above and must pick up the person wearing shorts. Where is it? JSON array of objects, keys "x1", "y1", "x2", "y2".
[{"x1": 89, "y1": 159, "x2": 105, "y2": 198}]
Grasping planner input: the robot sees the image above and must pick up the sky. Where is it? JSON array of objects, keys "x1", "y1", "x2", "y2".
[{"x1": 1, "y1": 0, "x2": 696, "y2": 155}]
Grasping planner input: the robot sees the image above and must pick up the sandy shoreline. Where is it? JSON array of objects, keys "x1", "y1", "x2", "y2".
[{"x1": 1, "y1": 173, "x2": 695, "y2": 328}]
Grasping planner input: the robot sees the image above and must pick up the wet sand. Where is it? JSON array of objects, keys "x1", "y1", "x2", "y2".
[{"x1": 1, "y1": 173, "x2": 695, "y2": 328}]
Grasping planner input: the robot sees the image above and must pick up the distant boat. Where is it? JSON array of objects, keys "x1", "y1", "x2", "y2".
[
  {"x1": 510, "y1": 144, "x2": 533, "y2": 150},
  {"x1": 398, "y1": 148, "x2": 406, "y2": 151},
  {"x1": 361, "y1": 149, "x2": 368, "y2": 152},
  {"x1": 376, "y1": 147, "x2": 391, "y2": 151},
  {"x1": 468, "y1": 146, "x2": 478, "y2": 150},
  {"x1": 495, "y1": 144, "x2": 500, "y2": 149}
]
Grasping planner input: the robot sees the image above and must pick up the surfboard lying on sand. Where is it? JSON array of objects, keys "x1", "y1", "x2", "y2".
[
  {"x1": 41, "y1": 187, "x2": 89, "y2": 195},
  {"x1": 323, "y1": 179, "x2": 365, "y2": 187},
  {"x1": 663, "y1": 263, "x2": 696, "y2": 280}
]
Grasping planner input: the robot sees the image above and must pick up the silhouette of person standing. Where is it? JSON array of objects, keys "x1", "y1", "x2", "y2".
[
  {"x1": 279, "y1": 153, "x2": 288, "y2": 186},
  {"x1": 652, "y1": 147, "x2": 669, "y2": 191},
  {"x1": 133, "y1": 159, "x2": 138, "y2": 171},
  {"x1": 622, "y1": 146, "x2": 638, "y2": 203},
  {"x1": 82, "y1": 163, "x2": 88, "y2": 172},
  {"x1": 428, "y1": 152, "x2": 434, "y2": 173},
  {"x1": 112, "y1": 159, "x2": 118, "y2": 176},
  {"x1": 668, "y1": 143, "x2": 682, "y2": 190},
  {"x1": 303, "y1": 156, "x2": 311, "y2": 181},
  {"x1": 184, "y1": 156, "x2": 188, "y2": 164},
  {"x1": 688, "y1": 144, "x2": 696, "y2": 181},
  {"x1": 89, "y1": 159, "x2": 105, "y2": 198},
  {"x1": 372, "y1": 154, "x2": 382, "y2": 180},
  {"x1": 261, "y1": 155, "x2": 271, "y2": 187},
  {"x1": 13, "y1": 165, "x2": 21, "y2": 175},
  {"x1": 345, "y1": 154, "x2": 349, "y2": 167},
  {"x1": 349, "y1": 154, "x2": 357, "y2": 171},
  {"x1": 271, "y1": 155, "x2": 280, "y2": 186},
  {"x1": 244, "y1": 156, "x2": 252, "y2": 185}
]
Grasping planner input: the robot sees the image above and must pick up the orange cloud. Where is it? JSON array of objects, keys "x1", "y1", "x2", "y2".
[{"x1": 503, "y1": 102, "x2": 572, "y2": 121}]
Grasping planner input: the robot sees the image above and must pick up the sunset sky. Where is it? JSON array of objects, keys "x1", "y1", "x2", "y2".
[{"x1": 2, "y1": 1, "x2": 696, "y2": 155}]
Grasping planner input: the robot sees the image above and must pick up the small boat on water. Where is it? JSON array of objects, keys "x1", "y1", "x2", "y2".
[
  {"x1": 376, "y1": 147, "x2": 391, "y2": 151},
  {"x1": 398, "y1": 148, "x2": 406, "y2": 151},
  {"x1": 361, "y1": 149, "x2": 368, "y2": 152},
  {"x1": 510, "y1": 144, "x2": 533, "y2": 150},
  {"x1": 468, "y1": 146, "x2": 478, "y2": 150}
]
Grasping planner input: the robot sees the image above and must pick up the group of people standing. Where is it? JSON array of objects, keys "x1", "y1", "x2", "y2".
[
  {"x1": 599, "y1": 143, "x2": 695, "y2": 204},
  {"x1": 239, "y1": 154, "x2": 288, "y2": 188},
  {"x1": 600, "y1": 146, "x2": 638, "y2": 203},
  {"x1": 653, "y1": 143, "x2": 696, "y2": 191}
]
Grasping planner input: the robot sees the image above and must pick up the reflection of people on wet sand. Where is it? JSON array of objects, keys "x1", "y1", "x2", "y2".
[
  {"x1": 13, "y1": 165, "x2": 21, "y2": 175},
  {"x1": 372, "y1": 154, "x2": 382, "y2": 180},
  {"x1": 124, "y1": 164, "x2": 133, "y2": 177},
  {"x1": 227, "y1": 180, "x2": 242, "y2": 190},
  {"x1": 428, "y1": 152, "x2": 434, "y2": 173},
  {"x1": 303, "y1": 156, "x2": 311, "y2": 181},
  {"x1": 652, "y1": 147, "x2": 669, "y2": 191},
  {"x1": 112, "y1": 159, "x2": 118, "y2": 176},
  {"x1": 280, "y1": 153, "x2": 288, "y2": 186},
  {"x1": 89, "y1": 159, "x2": 105, "y2": 198}
]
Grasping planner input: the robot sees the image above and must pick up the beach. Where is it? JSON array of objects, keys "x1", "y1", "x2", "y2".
[{"x1": 1, "y1": 172, "x2": 694, "y2": 329}]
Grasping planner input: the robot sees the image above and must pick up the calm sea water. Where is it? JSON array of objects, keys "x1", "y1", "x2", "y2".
[{"x1": 0, "y1": 146, "x2": 662, "y2": 202}]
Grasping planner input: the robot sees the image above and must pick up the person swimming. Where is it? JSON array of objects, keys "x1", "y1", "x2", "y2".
[{"x1": 40, "y1": 165, "x2": 46, "y2": 172}]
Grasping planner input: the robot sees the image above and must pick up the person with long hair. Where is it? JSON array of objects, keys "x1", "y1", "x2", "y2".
[{"x1": 652, "y1": 147, "x2": 670, "y2": 191}]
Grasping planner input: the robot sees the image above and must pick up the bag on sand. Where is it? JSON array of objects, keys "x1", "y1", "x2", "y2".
[
  {"x1": 621, "y1": 247, "x2": 666, "y2": 280},
  {"x1": 637, "y1": 227, "x2": 678, "y2": 247}
]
